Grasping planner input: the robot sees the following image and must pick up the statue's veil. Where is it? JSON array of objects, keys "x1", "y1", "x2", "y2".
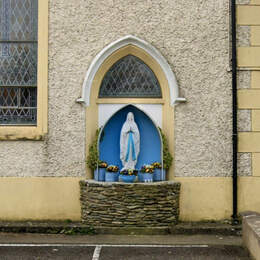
[{"x1": 120, "y1": 112, "x2": 140, "y2": 167}]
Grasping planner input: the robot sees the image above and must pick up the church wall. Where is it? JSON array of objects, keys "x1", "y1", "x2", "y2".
[
  {"x1": 172, "y1": 1, "x2": 232, "y2": 177},
  {"x1": 1, "y1": 0, "x2": 259, "y2": 221},
  {"x1": 1, "y1": 0, "x2": 234, "y2": 179}
]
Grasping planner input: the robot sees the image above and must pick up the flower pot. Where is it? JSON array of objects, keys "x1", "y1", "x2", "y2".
[
  {"x1": 141, "y1": 173, "x2": 153, "y2": 182},
  {"x1": 105, "y1": 171, "x2": 119, "y2": 182},
  {"x1": 137, "y1": 171, "x2": 143, "y2": 182},
  {"x1": 153, "y1": 169, "x2": 166, "y2": 181},
  {"x1": 121, "y1": 175, "x2": 136, "y2": 183},
  {"x1": 94, "y1": 168, "x2": 106, "y2": 181},
  {"x1": 161, "y1": 169, "x2": 166, "y2": 181}
]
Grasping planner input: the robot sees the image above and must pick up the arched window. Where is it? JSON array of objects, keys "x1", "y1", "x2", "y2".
[{"x1": 99, "y1": 55, "x2": 162, "y2": 98}]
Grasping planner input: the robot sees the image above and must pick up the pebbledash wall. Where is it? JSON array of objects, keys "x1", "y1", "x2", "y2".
[{"x1": 0, "y1": 0, "x2": 260, "y2": 221}]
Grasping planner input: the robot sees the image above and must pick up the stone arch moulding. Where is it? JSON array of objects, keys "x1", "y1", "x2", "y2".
[{"x1": 77, "y1": 35, "x2": 186, "y2": 106}]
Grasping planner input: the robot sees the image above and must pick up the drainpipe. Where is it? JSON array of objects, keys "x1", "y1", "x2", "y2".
[{"x1": 231, "y1": 0, "x2": 239, "y2": 224}]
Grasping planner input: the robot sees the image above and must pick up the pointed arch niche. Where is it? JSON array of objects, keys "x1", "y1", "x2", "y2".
[
  {"x1": 79, "y1": 35, "x2": 185, "y2": 179},
  {"x1": 99, "y1": 105, "x2": 162, "y2": 170}
]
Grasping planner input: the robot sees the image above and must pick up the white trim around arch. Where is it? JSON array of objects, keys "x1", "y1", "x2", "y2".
[
  {"x1": 98, "y1": 104, "x2": 162, "y2": 128},
  {"x1": 77, "y1": 35, "x2": 186, "y2": 107}
]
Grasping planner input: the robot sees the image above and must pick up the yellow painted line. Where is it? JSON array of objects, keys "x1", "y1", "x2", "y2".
[
  {"x1": 252, "y1": 153, "x2": 260, "y2": 176},
  {"x1": 251, "y1": 0, "x2": 260, "y2": 4},
  {"x1": 238, "y1": 47, "x2": 260, "y2": 67},
  {"x1": 238, "y1": 132, "x2": 260, "y2": 152},
  {"x1": 238, "y1": 89, "x2": 260, "y2": 109},
  {"x1": 237, "y1": 6, "x2": 260, "y2": 25},
  {"x1": 252, "y1": 71, "x2": 260, "y2": 88},
  {"x1": 251, "y1": 26, "x2": 260, "y2": 46},
  {"x1": 252, "y1": 110, "x2": 260, "y2": 131}
]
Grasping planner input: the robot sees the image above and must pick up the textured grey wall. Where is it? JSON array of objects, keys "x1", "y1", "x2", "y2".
[
  {"x1": 173, "y1": 1, "x2": 232, "y2": 176},
  {"x1": 1, "y1": 0, "x2": 248, "y2": 177}
]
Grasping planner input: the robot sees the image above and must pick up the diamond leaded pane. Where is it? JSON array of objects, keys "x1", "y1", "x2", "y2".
[
  {"x1": 0, "y1": 86, "x2": 37, "y2": 124},
  {"x1": 0, "y1": 0, "x2": 38, "y2": 125},
  {"x1": 0, "y1": 0, "x2": 38, "y2": 41},
  {"x1": 99, "y1": 55, "x2": 162, "y2": 98},
  {"x1": 0, "y1": 0, "x2": 38, "y2": 86},
  {"x1": 0, "y1": 43, "x2": 37, "y2": 86}
]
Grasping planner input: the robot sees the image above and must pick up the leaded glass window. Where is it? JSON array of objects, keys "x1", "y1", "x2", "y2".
[
  {"x1": 99, "y1": 55, "x2": 162, "y2": 98},
  {"x1": 0, "y1": 0, "x2": 38, "y2": 125}
]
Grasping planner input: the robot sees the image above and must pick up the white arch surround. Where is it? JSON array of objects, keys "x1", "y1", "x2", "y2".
[
  {"x1": 77, "y1": 35, "x2": 186, "y2": 106},
  {"x1": 98, "y1": 104, "x2": 162, "y2": 128}
]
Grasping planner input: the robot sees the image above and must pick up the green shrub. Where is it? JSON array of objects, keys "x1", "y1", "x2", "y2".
[
  {"x1": 159, "y1": 128, "x2": 173, "y2": 170},
  {"x1": 86, "y1": 129, "x2": 100, "y2": 170}
]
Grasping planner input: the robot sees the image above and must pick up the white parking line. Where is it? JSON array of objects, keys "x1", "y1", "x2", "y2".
[
  {"x1": 0, "y1": 243, "x2": 209, "y2": 248},
  {"x1": 92, "y1": 246, "x2": 102, "y2": 260}
]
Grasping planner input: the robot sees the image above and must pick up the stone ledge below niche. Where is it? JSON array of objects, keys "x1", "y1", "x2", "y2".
[{"x1": 79, "y1": 180, "x2": 180, "y2": 227}]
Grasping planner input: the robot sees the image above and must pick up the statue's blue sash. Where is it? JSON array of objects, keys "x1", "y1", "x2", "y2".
[{"x1": 126, "y1": 131, "x2": 136, "y2": 162}]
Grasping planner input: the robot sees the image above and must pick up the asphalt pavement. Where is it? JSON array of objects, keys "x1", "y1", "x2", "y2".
[{"x1": 0, "y1": 233, "x2": 251, "y2": 259}]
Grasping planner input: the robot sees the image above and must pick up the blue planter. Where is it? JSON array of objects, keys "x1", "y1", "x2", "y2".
[
  {"x1": 94, "y1": 168, "x2": 106, "y2": 181},
  {"x1": 153, "y1": 169, "x2": 166, "y2": 181},
  {"x1": 121, "y1": 175, "x2": 136, "y2": 183},
  {"x1": 105, "y1": 171, "x2": 119, "y2": 182},
  {"x1": 137, "y1": 172, "x2": 143, "y2": 182},
  {"x1": 161, "y1": 169, "x2": 166, "y2": 181},
  {"x1": 141, "y1": 173, "x2": 153, "y2": 182}
]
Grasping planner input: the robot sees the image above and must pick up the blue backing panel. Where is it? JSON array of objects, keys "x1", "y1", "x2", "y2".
[{"x1": 99, "y1": 105, "x2": 161, "y2": 170}]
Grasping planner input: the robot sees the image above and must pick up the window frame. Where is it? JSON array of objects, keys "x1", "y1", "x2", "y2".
[{"x1": 0, "y1": 0, "x2": 48, "y2": 140}]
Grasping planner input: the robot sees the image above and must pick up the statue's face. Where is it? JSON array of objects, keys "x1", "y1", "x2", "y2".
[{"x1": 127, "y1": 112, "x2": 134, "y2": 122}]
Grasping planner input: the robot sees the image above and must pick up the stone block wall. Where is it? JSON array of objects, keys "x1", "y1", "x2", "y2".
[
  {"x1": 80, "y1": 180, "x2": 180, "y2": 227},
  {"x1": 237, "y1": 1, "x2": 260, "y2": 177}
]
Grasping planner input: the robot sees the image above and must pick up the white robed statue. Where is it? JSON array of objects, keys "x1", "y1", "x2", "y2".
[{"x1": 120, "y1": 112, "x2": 140, "y2": 170}]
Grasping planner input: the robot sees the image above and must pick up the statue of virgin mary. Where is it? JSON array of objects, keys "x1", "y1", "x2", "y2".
[{"x1": 120, "y1": 112, "x2": 140, "y2": 170}]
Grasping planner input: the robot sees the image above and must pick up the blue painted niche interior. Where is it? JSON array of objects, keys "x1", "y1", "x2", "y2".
[{"x1": 99, "y1": 105, "x2": 161, "y2": 170}]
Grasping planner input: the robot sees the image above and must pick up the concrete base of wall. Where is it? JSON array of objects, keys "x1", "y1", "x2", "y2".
[
  {"x1": 0, "y1": 177, "x2": 259, "y2": 222},
  {"x1": 0, "y1": 177, "x2": 83, "y2": 220},
  {"x1": 242, "y1": 211, "x2": 260, "y2": 260},
  {"x1": 0, "y1": 221, "x2": 241, "y2": 236}
]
